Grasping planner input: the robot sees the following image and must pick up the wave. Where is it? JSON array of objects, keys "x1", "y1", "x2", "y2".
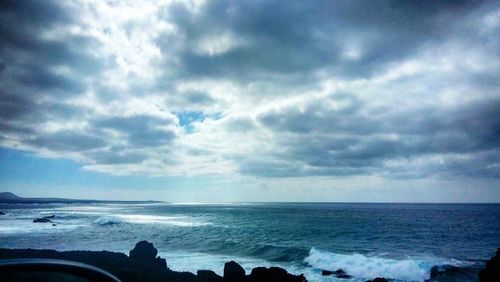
[
  {"x1": 304, "y1": 248, "x2": 472, "y2": 281},
  {"x1": 92, "y1": 214, "x2": 211, "y2": 227},
  {"x1": 92, "y1": 217, "x2": 121, "y2": 226},
  {"x1": 248, "y1": 244, "x2": 310, "y2": 262},
  {"x1": 160, "y1": 251, "x2": 274, "y2": 276}
]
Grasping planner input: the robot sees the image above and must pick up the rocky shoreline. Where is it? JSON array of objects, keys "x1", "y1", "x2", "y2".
[
  {"x1": 0, "y1": 240, "x2": 497, "y2": 281},
  {"x1": 0, "y1": 241, "x2": 306, "y2": 282},
  {"x1": 0, "y1": 241, "x2": 390, "y2": 282},
  {"x1": 479, "y1": 248, "x2": 500, "y2": 282}
]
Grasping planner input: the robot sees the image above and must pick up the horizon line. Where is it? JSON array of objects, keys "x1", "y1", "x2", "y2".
[{"x1": 2, "y1": 192, "x2": 499, "y2": 205}]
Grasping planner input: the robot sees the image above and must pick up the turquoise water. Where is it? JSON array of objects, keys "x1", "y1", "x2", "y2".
[{"x1": 1, "y1": 203, "x2": 499, "y2": 281}]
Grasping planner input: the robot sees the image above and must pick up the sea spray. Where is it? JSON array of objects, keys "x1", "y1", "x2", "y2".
[
  {"x1": 304, "y1": 247, "x2": 472, "y2": 281},
  {"x1": 1, "y1": 202, "x2": 496, "y2": 282}
]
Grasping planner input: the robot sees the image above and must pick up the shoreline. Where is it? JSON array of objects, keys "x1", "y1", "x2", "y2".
[
  {"x1": 0, "y1": 241, "x2": 308, "y2": 282},
  {"x1": 0, "y1": 241, "x2": 394, "y2": 282},
  {"x1": 0, "y1": 241, "x2": 498, "y2": 281},
  {"x1": 2, "y1": 203, "x2": 498, "y2": 281}
]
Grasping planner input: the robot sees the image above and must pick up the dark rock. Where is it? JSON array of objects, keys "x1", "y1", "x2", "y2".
[
  {"x1": 480, "y1": 249, "x2": 500, "y2": 282},
  {"x1": 322, "y1": 269, "x2": 334, "y2": 276},
  {"x1": 366, "y1": 278, "x2": 388, "y2": 282},
  {"x1": 152, "y1": 256, "x2": 168, "y2": 270},
  {"x1": 165, "y1": 270, "x2": 197, "y2": 282},
  {"x1": 0, "y1": 211, "x2": 5, "y2": 215},
  {"x1": 129, "y1": 240, "x2": 158, "y2": 260},
  {"x1": 430, "y1": 265, "x2": 440, "y2": 278},
  {"x1": 223, "y1": 261, "x2": 245, "y2": 281},
  {"x1": 33, "y1": 218, "x2": 52, "y2": 223},
  {"x1": 43, "y1": 215, "x2": 56, "y2": 219},
  {"x1": 430, "y1": 264, "x2": 467, "y2": 280},
  {"x1": 0, "y1": 243, "x2": 180, "y2": 282},
  {"x1": 333, "y1": 269, "x2": 351, "y2": 278},
  {"x1": 52, "y1": 224, "x2": 57, "y2": 226},
  {"x1": 196, "y1": 270, "x2": 223, "y2": 282},
  {"x1": 0, "y1": 241, "x2": 308, "y2": 282},
  {"x1": 128, "y1": 241, "x2": 166, "y2": 270},
  {"x1": 249, "y1": 266, "x2": 306, "y2": 282}
]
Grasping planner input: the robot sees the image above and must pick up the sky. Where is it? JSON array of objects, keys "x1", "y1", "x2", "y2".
[{"x1": 0, "y1": 0, "x2": 499, "y2": 202}]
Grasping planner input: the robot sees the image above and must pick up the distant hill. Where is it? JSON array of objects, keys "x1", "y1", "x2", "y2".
[
  {"x1": 0, "y1": 192, "x2": 162, "y2": 204},
  {"x1": 0, "y1": 192, "x2": 22, "y2": 200}
]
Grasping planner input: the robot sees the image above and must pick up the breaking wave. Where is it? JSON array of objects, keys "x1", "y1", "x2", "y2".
[
  {"x1": 92, "y1": 217, "x2": 121, "y2": 226},
  {"x1": 304, "y1": 247, "x2": 472, "y2": 281},
  {"x1": 92, "y1": 214, "x2": 211, "y2": 227}
]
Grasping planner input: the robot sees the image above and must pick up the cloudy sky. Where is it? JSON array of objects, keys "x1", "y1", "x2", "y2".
[{"x1": 0, "y1": 0, "x2": 499, "y2": 202}]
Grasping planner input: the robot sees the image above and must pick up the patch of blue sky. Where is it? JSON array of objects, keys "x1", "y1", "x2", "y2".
[
  {"x1": 0, "y1": 148, "x2": 216, "y2": 200},
  {"x1": 175, "y1": 111, "x2": 222, "y2": 133}
]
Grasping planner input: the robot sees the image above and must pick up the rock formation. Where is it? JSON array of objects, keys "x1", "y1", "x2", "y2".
[
  {"x1": 129, "y1": 241, "x2": 158, "y2": 260},
  {"x1": 223, "y1": 260, "x2": 246, "y2": 281},
  {"x1": 321, "y1": 268, "x2": 351, "y2": 278},
  {"x1": 479, "y1": 248, "x2": 500, "y2": 282},
  {"x1": 33, "y1": 218, "x2": 52, "y2": 223},
  {"x1": 366, "y1": 278, "x2": 388, "y2": 282},
  {"x1": 249, "y1": 266, "x2": 306, "y2": 282},
  {"x1": 0, "y1": 241, "x2": 307, "y2": 282}
]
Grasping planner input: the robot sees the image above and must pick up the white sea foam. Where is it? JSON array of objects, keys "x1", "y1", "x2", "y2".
[
  {"x1": 304, "y1": 248, "x2": 470, "y2": 282},
  {"x1": 92, "y1": 214, "x2": 211, "y2": 227},
  {"x1": 160, "y1": 251, "x2": 331, "y2": 282},
  {"x1": 158, "y1": 251, "x2": 296, "y2": 276},
  {"x1": 0, "y1": 218, "x2": 86, "y2": 234},
  {"x1": 169, "y1": 202, "x2": 254, "y2": 205},
  {"x1": 46, "y1": 205, "x2": 121, "y2": 213},
  {"x1": 92, "y1": 216, "x2": 121, "y2": 226}
]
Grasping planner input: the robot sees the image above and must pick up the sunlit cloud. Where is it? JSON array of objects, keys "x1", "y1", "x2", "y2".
[{"x1": 0, "y1": 0, "x2": 498, "y2": 187}]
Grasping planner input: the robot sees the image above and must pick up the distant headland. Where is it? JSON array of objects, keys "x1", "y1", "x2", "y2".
[{"x1": 0, "y1": 192, "x2": 162, "y2": 204}]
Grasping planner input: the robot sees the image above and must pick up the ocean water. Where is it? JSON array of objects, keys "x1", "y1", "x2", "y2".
[{"x1": 0, "y1": 202, "x2": 499, "y2": 281}]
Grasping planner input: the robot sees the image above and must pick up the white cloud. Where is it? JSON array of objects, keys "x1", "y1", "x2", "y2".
[
  {"x1": 193, "y1": 32, "x2": 246, "y2": 56},
  {"x1": 0, "y1": 0, "x2": 499, "y2": 189}
]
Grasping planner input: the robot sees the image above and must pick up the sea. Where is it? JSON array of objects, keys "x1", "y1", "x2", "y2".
[{"x1": 0, "y1": 202, "x2": 499, "y2": 281}]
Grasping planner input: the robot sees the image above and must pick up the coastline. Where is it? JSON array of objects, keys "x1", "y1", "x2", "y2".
[
  {"x1": 0, "y1": 242, "x2": 498, "y2": 282},
  {"x1": 0, "y1": 241, "x2": 308, "y2": 282},
  {"x1": 0, "y1": 241, "x2": 396, "y2": 282},
  {"x1": 1, "y1": 202, "x2": 498, "y2": 281}
]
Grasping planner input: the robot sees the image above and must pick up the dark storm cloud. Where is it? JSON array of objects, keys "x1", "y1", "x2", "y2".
[
  {"x1": 238, "y1": 155, "x2": 373, "y2": 177},
  {"x1": 250, "y1": 95, "x2": 500, "y2": 178},
  {"x1": 94, "y1": 115, "x2": 177, "y2": 147},
  {"x1": 0, "y1": 1, "x2": 104, "y2": 89},
  {"x1": 437, "y1": 151, "x2": 500, "y2": 179},
  {"x1": 0, "y1": 93, "x2": 38, "y2": 122},
  {"x1": 0, "y1": 0, "x2": 70, "y2": 27},
  {"x1": 0, "y1": 92, "x2": 88, "y2": 123},
  {"x1": 0, "y1": 0, "x2": 123, "y2": 163},
  {"x1": 166, "y1": 89, "x2": 216, "y2": 111},
  {"x1": 0, "y1": 0, "x2": 181, "y2": 170},
  {"x1": 26, "y1": 130, "x2": 106, "y2": 152},
  {"x1": 88, "y1": 147, "x2": 147, "y2": 165},
  {"x1": 183, "y1": 90, "x2": 215, "y2": 105},
  {"x1": 0, "y1": 0, "x2": 498, "y2": 182},
  {"x1": 14, "y1": 64, "x2": 86, "y2": 93},
  {"x1": 158, "y1": 0, "x2": 482, "y2": 80},
  {"x1": 238, "y1": 158, "x2": 305, "y2": 178},
  {"x1": 258, "y1": 93, "x2": 375, "y2": 134},
  {"x1": 383, "y1": 150, "x2": 500, "y2": 180},
  {"x1": 0, "y1": 0, "x2": 107, "y2": 141}
]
